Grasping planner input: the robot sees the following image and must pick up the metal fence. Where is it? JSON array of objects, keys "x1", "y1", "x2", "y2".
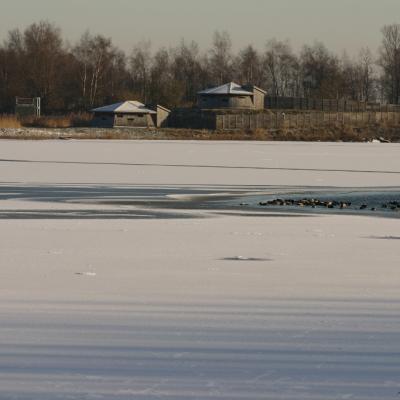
[
  {"x1": 265, "y1": 96, "x2": 400, "y2": 113},
  {"x1": 216, "y1": 111, "x2": 400, "y2": 130}
]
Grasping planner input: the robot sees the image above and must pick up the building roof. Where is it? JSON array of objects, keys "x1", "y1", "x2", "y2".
[
  {"x1": 253, "y1": 85, "x2": 267, "y2": 94},
  {"x1": 198, "y1": 82, "x2": 254, "y2": 96},
  {"x1": 156, "y1": 104, "x2": 171, "y2": 113},
  {"x1": 91, "y1": 101, "x2": 156, "y2": 114}
]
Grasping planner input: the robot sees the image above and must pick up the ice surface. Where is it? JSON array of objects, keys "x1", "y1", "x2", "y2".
[{"x1": 0, "y1": 140, "x2": 399, "y2": 399}]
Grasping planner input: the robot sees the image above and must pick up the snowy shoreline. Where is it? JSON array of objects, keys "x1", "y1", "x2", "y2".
[{"x1": 1, "y1": 126, "x2": 400, "y2": 142}]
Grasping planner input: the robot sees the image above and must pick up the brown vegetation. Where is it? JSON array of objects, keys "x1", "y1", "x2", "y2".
[
  {"x1": 0, "y1": 115, "x2": 22, "y2": 128},
  {"x1": 1, "y1": 125, "x2": 399, "y2": 142},
  {"x1": 21, "y1": 113, "x2": 92, "y2": 128},
  {"x1": 0, "y1": 113, "x2": 92, "y2": 129}
]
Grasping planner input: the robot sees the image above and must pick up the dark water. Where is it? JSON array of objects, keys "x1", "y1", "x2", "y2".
[
  {"x1": 96, "y1": 186, "x2": 400, "y2": 219},
  {"x1": 132, "y1": 187, "x2": 400, "y2": 219},
  {"x1": 1, "y1": 183, "x2": 399, "y2": 220},
  {"x1": 223, "y1": 189, "x2": 400, "y2": 218}
]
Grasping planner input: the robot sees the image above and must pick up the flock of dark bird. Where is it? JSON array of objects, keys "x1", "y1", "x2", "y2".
[{"x1": 257, "y1": 198, "x2": 400, "y2": 212}]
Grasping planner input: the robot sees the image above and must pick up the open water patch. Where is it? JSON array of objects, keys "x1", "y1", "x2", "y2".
[
  {"x1": 225, "y1": 188, "x2": 400, "y2": 218},
  {"x1": 366, "y1": 236, "x2": 400, "y2": 240},
  {"x1": 220, "y1": 256, "x2": 273, "y2": 262}
]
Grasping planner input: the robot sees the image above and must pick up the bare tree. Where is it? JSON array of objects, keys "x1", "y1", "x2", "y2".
[
  {"x1": 22, "y1": 21, "x2": 65, "y2": 109},
  {"x1": 358, "y1": 47, "x2": 375, "y2": 101},
  {"x1": 88, "y1": 36, "x2": 115, "y2": 106},
  {"x1": 150, "y1": 48, "x2": 178, "y2": 106},
  {"x1": 378, "y1": 24, "x2": 400, "y2": 104},
  {"x1": 107, "y1": 49, "x2": 128, "y2": 102},
  {"x1": 72, "y1": 32, "x2": 92, "y2": 106},
  {"x1": 264, "y1": 39, "x2": 300, "y2": 97},
  {"x1": 340, "y1": 51, "x2": 361, "y2": 100},
  {"x1": 171, "y1": 40, "x2": 205, "y2": 105},
  {"x1": 0, "y1": 30, "x2": 25, "y2": 111},
  {"x1": 73, "y1": 33, "x2": 121, "y2": 107},
  {"x1": 209, "y1": 31, "x2": 233, "y2": 84},
  {"x1": 300, "y1": 42, "x2": 341, "y2": 98},
  {"x1": 1, "y1": 19, "x2": 398, "y2": 113},
  {"x1": 235, "y1": 45, "x2": 264, "y2": 87},
  {"x1": 129, "y1": 40, "x2": 152, "y2": 103}
]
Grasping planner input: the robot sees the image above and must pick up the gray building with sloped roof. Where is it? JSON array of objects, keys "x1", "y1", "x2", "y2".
[
  {"x1": 91, "y1": 101, "x2": 170, "y2": 128},
  {"x1": 198, "y1": 82, "x2": 266, "y2": 110}
]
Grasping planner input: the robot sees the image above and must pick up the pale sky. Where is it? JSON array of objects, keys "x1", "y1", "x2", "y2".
[{"x1": 1, "y1": 0, "x2": 400, "y2": 55}]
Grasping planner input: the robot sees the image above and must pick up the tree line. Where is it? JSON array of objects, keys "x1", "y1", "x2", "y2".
[{"x1": 1, "y1": 21, "x2": 400, "y2": 113}]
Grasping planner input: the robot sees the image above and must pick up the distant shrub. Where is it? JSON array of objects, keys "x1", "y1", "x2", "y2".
[
  {"x1": 21, "y1": 113, "x2": 92, "y2": 128},
  {"x1": 0, "y1": 115, "x2": 22, "y2": 128}
]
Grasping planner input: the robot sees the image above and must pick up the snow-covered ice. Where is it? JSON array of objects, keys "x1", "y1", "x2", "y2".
[{"x1": 0, "y1": 140, "x2": 399, "y2": 399}]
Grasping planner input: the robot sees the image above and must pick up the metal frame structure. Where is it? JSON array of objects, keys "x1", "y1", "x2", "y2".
[{"x1": 15, "y1": 97, "x2": 41, "y2": 117}]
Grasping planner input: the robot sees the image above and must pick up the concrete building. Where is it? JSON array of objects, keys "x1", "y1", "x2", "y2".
[
  {"x1": 198, "y1": 82, "x2": 266, "y2": 110},
  {"x1": 91, "y1": 101, "x2": 170, "y2": 128}
]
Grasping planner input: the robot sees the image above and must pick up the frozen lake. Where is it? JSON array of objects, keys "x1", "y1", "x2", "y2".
[{"x1": 0, "y1": 140, "x2": 399, "y2": 399}]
